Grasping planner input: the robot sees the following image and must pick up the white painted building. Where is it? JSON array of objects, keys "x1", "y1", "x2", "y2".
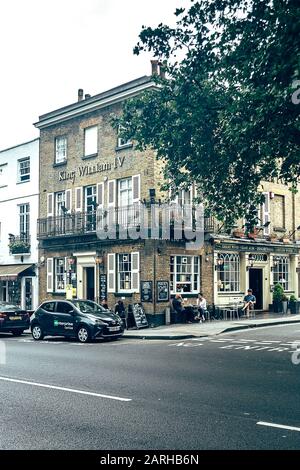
[{"x1": 0, "y1": 138, "x2": 39, "y2": 310}]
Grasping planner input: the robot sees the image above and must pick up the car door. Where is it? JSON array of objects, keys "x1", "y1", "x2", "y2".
[
  {"x1": 54, "y1": 302, "x2": 76, "y2": 337},
  {"x1": 38, "y1": 302, "x2": 57, "y2": 334}
]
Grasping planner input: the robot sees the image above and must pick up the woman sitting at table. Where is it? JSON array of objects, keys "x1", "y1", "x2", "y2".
[
  {"x1": 172, "y1": 294, "x2": 191, "y2": 323},
  {"x1": 194, "y1": 293, "x2": 207, "y2": 323}
]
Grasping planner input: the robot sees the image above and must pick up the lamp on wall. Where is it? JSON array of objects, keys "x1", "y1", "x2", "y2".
[
  {"x1": 271, "y1": 255, "x2": 280, "y2": 272},
  {"x1": 215, "y1": 256, "x2": 224, "y2": 271},
  {"x1": 246, "y1": 254, "x2": 255, "y2": 271}
]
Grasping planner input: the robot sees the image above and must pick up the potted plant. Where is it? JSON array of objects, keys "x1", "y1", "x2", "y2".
[
  {"x1": 247, "y1": 227, "x2": 259, "y2": 240},
  {"x1": 233, "y1": 228, "x2": 244, "y2": 238},
  {"x1": 272, "y1": 283, "x2": 284, "y2": 313},
  {"x1": 267, "y1": 232, "x2": 278, "y2": 243},
  {"x1": 282, "y1": 294, "x2": 289, "y2": 314},
  {"x1": 280, "y1": 234, "x2": 290, "y2": 243},
  {"x1": 289, "y1": 295, "x2": 298, "y2": 314}
]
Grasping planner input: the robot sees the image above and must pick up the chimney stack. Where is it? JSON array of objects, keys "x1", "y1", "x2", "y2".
[
  {"x1": 85, "y1": 94, "x2": 91, "y2": 100},
  {"x1": 151, "y1": 60, "x2": 159, "y2": 76},
  {"x1": 78, "y1": 89, "x2": 84, "y2": 102},
  {"x1": 159, "y1": 61, "x2": 167, "y2": 79}
]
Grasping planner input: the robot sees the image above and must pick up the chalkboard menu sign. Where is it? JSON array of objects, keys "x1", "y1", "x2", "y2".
[
  {"x1": 141, "y1": 281, "x2": 153, "y2": 302},
  {"x1": 99, "y1": 274, "x2": 107, "y2": 300},
  {"x1": 132, "y1": 303, "x2": 148, "y2": 329},
  {"x1": 157, "y1": 281, "x2": 169, "y2": 302}
]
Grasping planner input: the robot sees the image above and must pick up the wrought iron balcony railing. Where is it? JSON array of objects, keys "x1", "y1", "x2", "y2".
[{"x1": 37, "y1": 206, "x2": 216, "y2": 240}]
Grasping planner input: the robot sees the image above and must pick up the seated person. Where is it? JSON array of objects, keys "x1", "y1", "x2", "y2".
[
  {"x1": 195, "y1": 293, "x2": 207, "y2": 322},
  {"x1": 115, "y1": 300, "x2": 127, "y2": 328},
  {"x1": 100, "y1": 298, "x2": 109, "y2": 310},
  {"x1": 243, "y1": 289, "x2": 256, "y2": 317},
  {"x1": 172, "y1": 294, "x2": 190, "y2": 323}
]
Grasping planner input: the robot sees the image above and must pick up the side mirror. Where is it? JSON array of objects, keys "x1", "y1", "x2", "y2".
[{"x1": 69, "y1": 309, "x2": 75, "y2": 315}]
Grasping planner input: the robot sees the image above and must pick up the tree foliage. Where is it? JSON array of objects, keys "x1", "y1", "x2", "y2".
[{"x1": 115, "y1": 0, "x2": 300, "y2": 226}]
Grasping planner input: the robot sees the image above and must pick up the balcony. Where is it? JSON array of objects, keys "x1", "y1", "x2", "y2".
[
  {"x1": 37, "y1": 206, "x2": 216, "y2": 240},
  {"x1": 9, "y1": 235, "x2": 31, "y2": 255}
]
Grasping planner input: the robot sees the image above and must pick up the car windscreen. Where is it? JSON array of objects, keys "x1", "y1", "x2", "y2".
[
  {"x1": 0, "y1": 303, "x2": 21, "y2": 312},
  {"x1": 72, "y1": 300, "x2": 106, "y2": 314}
]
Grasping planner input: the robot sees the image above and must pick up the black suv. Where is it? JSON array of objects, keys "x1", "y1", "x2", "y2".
[
  {"x1": 30, "y1": 300, "x2": 124, "y2": 343},
  {"x1": 0, "y1": 301, "x2": 30, "y2": 336}
]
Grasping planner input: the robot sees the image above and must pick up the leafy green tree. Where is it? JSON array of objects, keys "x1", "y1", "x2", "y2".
[{"x1": 115, "y1": 0, "x2": 300, "y2": 227}]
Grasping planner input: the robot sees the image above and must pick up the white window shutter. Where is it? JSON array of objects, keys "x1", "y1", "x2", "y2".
[
  {"x1": 132, "y1": 174, "x2": 141, "y2": 204},
  {"x1": 47, "y1": 193, "x2": 54, "y2": 217},
  {"x1": 97, "y1": 182, "x2": 104, "y2": 230},
  {"x1": 75, "y1": 187, "x2": 83, "y2": 212},
  {"x1": 131, "y1": 252, "x2": 140, "y2": 293},
  {"x1": 107, "y1": 253, "x2": 116, "y2": 293},
  {"x1": 262, "y1": 192, "x2": 270, "y2": 235},
  {"x1": 108, "y1": 180, "x2": 116, "y2": 207},
  {"x1": 97, "y1": 182, "x2": 104, "y2": 209},
  {"x1": 47, "y1": 258, "x2": 54, "y2": 293},
  {"x1": 65, "y1": 189, "x2": 72, "y2": 213}
]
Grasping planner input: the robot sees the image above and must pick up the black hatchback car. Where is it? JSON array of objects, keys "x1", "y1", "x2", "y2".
[
  {"x1": 30, "y1": 300, "x2": 124, "y2": 343},
  {"x1": 0, "y1": 301, "x2": 30, "y2": 336}
]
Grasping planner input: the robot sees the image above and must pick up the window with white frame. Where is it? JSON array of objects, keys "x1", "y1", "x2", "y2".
[
  {"x1": 117, "y1": 253, "x2": 139, "y2": 292},
  {"x1": 84, "y1": 126, "x2": 98, "y2": 157},
  {"x1": 55, "y1": 258, "x2": 66, "y2": 292},
  {"x1": 170, "y1": 255, "x2": 200, "y2": 294},
  {"x1": 18, "y1": 157, "x2": 30, "y2": 183},
  {"x1": 273, "y1": 256, "x2": 290, "y2": 290},
  {"x1": 55, "y1": 191, "x2": 66, "y2": 216},
  {"x1": 0, "y1": 163, "x2": 7, "y2": 187},
  {"x1": 19, "y1": 203, "x2": 30, "y2": 240},
  {"x1": 55, "y1": 136, "x2": 67, "y2": 164},
  {"x1": 118, "y1": 178, "x2": 133, "y2": 207},
  {"x1": 217, "y1": 253, "x2": 240, "y2": 292},
  {"x1": 117, "y1": 125, "x2": 132, "y2": 148}
]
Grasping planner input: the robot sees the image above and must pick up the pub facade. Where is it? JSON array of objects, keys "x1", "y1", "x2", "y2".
[{"x1": 35, "y1": 71, "x2": 300, "y2": 324}]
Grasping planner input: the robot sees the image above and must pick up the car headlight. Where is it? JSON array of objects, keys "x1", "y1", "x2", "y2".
[{"x1": 94, "y1": 319, "x2": 105, "y2": 326}]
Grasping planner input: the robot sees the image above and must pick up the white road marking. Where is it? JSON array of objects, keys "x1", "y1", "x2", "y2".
[
  {"x1": 0, "y1": 376, "x2": 132, "y2": 402},
  {"x1": 257, "y1": 422, "x2": 300, "y2": 432}
]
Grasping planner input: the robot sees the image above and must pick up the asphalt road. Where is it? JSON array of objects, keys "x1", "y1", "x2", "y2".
[{"x1": 0, "y1": 324, "x2": 300, "y2": 450}]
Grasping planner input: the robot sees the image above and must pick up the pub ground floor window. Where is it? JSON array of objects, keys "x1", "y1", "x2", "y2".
[{"x1": 170, "y1": 255, "x2": 200, "y2": 294}]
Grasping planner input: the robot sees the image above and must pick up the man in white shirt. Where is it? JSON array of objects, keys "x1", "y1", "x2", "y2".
[{"x1": 195, "y1": 293, "x2": 207, "y2": 322}]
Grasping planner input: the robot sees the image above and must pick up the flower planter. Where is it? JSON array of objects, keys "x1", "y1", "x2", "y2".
[
  {"x1": 10, "y1": 244, "x2": 30, "y2": 254},
  {"x1": 289, "y1": 302, "x2": 297, "y2": 314},
  {"x1": 233, "y1": 230, "x2": 244, "y2": 238},
  {"x1": 273, "y1": 301, "x2": 283, "y2": 313},
  {"x1": 282, "y1": 300, "x2": 288, "y2": 314}
]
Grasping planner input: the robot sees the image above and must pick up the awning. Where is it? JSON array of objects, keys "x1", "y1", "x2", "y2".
[{"x1": 0, "y1": 264, "x2": 34, "y2": 281}]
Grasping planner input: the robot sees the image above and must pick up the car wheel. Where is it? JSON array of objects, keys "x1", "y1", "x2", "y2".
[
  {"x1": 77, "y1": 326, "x2": 90, "y2": 343},
  {"x1": 32, "y1": 324, "x2": 44, "y2": 341},
  {"x1": 12, "y1": 329, "x2": 24, "y2": 337}
]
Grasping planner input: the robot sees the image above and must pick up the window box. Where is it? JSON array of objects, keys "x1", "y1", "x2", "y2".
[{"x1": 9, "y1": 239, "x2": 30, "y2": 254}]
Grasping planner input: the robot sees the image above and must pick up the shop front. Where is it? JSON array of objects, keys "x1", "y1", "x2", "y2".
[
  {"x1": 0, "y1": 264, "x2": 38, "y2": 311},
  {"x1": 213, "y1": 239, "x2": 299, "y2": 310}
]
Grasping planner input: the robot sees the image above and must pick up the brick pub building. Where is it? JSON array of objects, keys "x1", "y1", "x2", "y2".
[{"x1": 35, "y1": 66, "x2": 300, "y2": 325}]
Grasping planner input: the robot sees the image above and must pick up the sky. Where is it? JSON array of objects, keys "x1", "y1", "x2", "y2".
[{"x1": 0, "y1": 0, "x2": 189, "y2": 150}]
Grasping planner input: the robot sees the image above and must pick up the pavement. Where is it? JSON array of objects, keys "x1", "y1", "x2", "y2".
[{"x1": 124, "y1": 313, "x2": 300, "y2": 340}]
